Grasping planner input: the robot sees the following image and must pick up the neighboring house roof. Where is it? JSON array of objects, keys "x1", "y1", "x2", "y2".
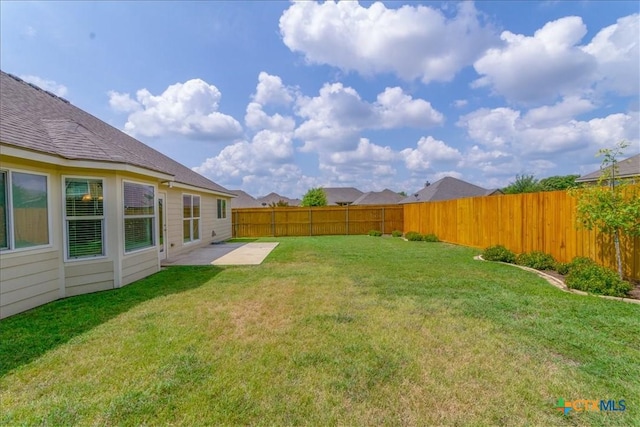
[
  {"x1": 575, "y1": 154, "x2": 640, "y2": 183},
  {"x1": 0, "y1": 71, "x2": 234, "y2": 196},
  {"x1": 322, "y1": 187, "x2": 364, "y2": 205},
  {"x1": 399, "y1": 176, "x2": 501, "y2": 204},
  {"x1": 229, "y1": 189, "x2": 262, "y2": 208},
  {"x1": 352, "y1": 189, "x2": 404, "y2": 205},
  {"x1": 256, "y1": 192, "x2": 300, "y2": 206}
]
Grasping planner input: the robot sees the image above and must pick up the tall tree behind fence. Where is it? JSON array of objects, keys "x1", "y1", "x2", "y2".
[
  {"x1": 403, "y1": 190, "x2": 640, "y2": 281},
  {"x1": 232, "y1": 205, "x2": 403, "y2": 238}
]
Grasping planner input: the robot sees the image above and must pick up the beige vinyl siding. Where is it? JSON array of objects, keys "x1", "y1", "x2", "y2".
[
  {"x1": 207, "y1": 196, "x2": 232, "y2": 242},
  {"x1": 64, "y1": 260, "x2": 114, "y2": 297},
  {"x1": 122, "y1": 248, "x2": 159, "y2": 286},
  {"x1": 164, "y1": 189, "x2": 232, "y2": 258},
  {"x1": 0, "y1": 249, "x2": 61, "y2": 319}
]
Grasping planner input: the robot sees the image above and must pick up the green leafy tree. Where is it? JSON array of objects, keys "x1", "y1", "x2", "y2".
[
  {"x1": 570, "y1": 141, "x2": 640, "y2": 279},
  {"x1": 539, "y1": 174, "x2": 579, "y2": 191},
  {"x1": 301, "y1": 188, "x2": 327, "y2": 207},
  {"x1": 398, "y1": 191, "x2": 407, "y2": 197},
  {"x1": 503, "y1": 174, "x2": 541, "y2": 194}
]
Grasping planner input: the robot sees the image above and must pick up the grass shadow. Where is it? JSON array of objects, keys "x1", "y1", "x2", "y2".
[{"x1": 0, "y1": 266, "x2": 221, "y2": 377}]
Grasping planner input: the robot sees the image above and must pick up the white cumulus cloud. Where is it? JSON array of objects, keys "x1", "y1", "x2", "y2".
[
  {"x1": 253, "y1": 72, "x2": 294, "y2": 105},
  {"x1": 400, "y1": 136, "x2": 463, "y2": 171},
  {"x1": 295, "y1": 82, "x2": 443, "y2": 152},
  {"x1": 473, "y1": 16, "x2": 597, "y2": 103},
  {"x1": 280, "y1": 1, "x2": 497, "y2": 83},
  {"x1": 458, "y1": 103, "x2": 639, "y2": 158},
  {"x1": 108, "y1": 79, "x2": 243, "y2": 140},
  {"x1": 583, "y1": 14, "x2": 640, "y2": 97}
]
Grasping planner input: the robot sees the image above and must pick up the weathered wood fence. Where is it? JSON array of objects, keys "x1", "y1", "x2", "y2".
[
  {"x1": 404, "y1": 190, "x2": 640, "y2": 281},
  {"x1": 232, "y1": 205, "x2": 403, "y2": 237}
]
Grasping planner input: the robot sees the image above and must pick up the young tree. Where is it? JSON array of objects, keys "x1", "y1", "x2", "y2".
[
  {"x1": 503, "y1": 174, "x2": 540, "y2": 194},
  {"x1": 571, "y1": 141, "x2": 640, "y2": 279},
  {"x1": 301, "y1": 187, "x2": 327, "y2": 207}
]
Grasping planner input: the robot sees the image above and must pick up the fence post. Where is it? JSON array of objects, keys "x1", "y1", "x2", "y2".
[
  {"x1": 382, "y1": 207, "x2": 385, "y2": 234},
  {"x1": 346, "y1": 205, "x2": 349, "y2": 235},
  {"x1": 309, "y1": 207, "x2": 312, "y2": 236},
  {"x1": 271, "y1": 208, "x2": 275, "y2": 237}
]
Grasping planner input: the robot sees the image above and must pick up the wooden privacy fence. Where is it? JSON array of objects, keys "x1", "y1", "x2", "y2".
[
  {"x1": 404, "y1": 190, "x2": 640, "y2": 281},
  {"x1": 232, "y1": 205, "x2": 403, "y2": 238}
]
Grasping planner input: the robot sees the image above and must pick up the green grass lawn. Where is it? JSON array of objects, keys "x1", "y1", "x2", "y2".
[{"x1": 1, "y1": 236, "x2": 639, "y2": 426}]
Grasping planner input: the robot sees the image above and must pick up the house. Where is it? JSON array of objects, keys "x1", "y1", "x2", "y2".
[
  {"x1": 322, "y1": 187, "x2": 364, "y2": 206},
  {"x1": 229, "y1": 189, "x2": 262, "y2": 208},
  {"x1": 256, "y1": 192, "x2": 300, "y2": 207},
  {"x1": 575, "y1": 154, "x2": 640, "y2": 184},
  {"x1": 399, "y1": 176, "x2": 502, "y2": 204},
  {"x1": 0, "y1": 71, "x2": 235, "y2": 319},
  {"x1": 352, "y1": 189, "x2": 404, "y2": 205}
]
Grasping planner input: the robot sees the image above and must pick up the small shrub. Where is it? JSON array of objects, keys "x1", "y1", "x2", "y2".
[
  {"x1": 515, "y1": 251, "x2": 556, "y2": 270},
  {"x1": 423, "y1": 233, "x2": 439, "y2": 242},
  {"x1": 405, "y1": 231, "x2": 423, "y2": 241},
  {"x1": 554, "y1": 262, "x2": 570, "y2": 275},
  {"x1": 368, "y1": 230, "x2": 382, "y2": 237},
  {"x1": 565, "y1": 257, "x2": 633, "y2": 297},
  {"x1": 391, "y1": 230, "x2": 403, "y2": 238},
  {"x1": 482, "y1": 245, "x2": 516, "y2": 263}
]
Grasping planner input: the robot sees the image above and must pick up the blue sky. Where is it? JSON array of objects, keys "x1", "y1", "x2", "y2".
[{"x1": 1, "y1": 1, "x2": 638, "y2": 198}]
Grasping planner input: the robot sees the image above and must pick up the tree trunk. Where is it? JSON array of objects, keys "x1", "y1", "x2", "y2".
[{"x1": 613, "y1": 229, "x2": 623, "y2": 280}]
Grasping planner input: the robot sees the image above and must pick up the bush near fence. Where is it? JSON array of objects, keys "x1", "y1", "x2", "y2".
[{"x1": 404, "y1": 190, "x2": 639, "y2": 281}]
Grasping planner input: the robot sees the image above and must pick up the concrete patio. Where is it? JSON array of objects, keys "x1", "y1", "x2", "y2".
[{"x1": 161, "y1": 242, "x2": 279, "y2": 266}]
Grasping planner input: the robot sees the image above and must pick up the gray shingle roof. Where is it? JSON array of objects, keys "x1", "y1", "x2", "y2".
[
  {"x1": 399, "y1": 176, "x2": 500, "y2": 204},
  {"x1": 0, "y1": 71, "x2": 234, "y2": 196},
  {"x1": 575, "y1": 154, "x2": 640, "y2": 182},
  {"x1": 229, "y1": 189, "x2": 262, "y2": 208},
  {"x1": 352, "y1": 189, "x2": 404, "y2": 205},
  {"x1": 322, "y1": 187, "x2": 364, "y2": 205}
]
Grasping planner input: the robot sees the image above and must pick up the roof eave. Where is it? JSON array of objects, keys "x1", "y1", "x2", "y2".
[{"x1": 1, "y1": 143, "x2": 174, "y2": 180}]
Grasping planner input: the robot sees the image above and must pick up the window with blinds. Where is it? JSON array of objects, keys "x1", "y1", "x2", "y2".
[
  {"x1": 65, "y1": 178, "x2": 105, "y2": 259},
  {"x1": 124, "y1": 182, "x2": 155, "y2": 252},
  {"x1": 183, "y1": 194, "x2": 200, "y2": 243}
]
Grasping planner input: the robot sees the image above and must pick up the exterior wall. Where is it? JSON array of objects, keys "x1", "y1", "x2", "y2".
[
  {"x1": 122, "y1": 248, "x2": 159, "y2": 286},
  {"x1": 0, "y1": 151, "x2": 231, "y2": 318},
  {"x1": 164, "y1": 187, "x2": 232, "y2": 259},
  {"x1": 64, "y1": 260, "x2": 115, "y2": 297},
  {"x1": 0, "y1": 249, "x2": 61, "y2": 318},
  {"x1": 0, "y1": 159, "x2": 62, "y2": 319}
]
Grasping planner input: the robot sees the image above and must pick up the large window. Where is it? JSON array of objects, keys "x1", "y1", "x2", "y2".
[
  {"x1": 217, "y1": 198, "x2": 226, "y2": 219},
  {"x1": 183, "y1": 194, "x2": 200, "y2": 243},
  {"x1": 124, "y1": 182, "x2": 155, "y2": 252},
  {"x1": 65, "y1": 177, "x2": 104, "y2": 259},
  {"x1": 0, "y1": 170, "x2": 49, "y2": 251}
]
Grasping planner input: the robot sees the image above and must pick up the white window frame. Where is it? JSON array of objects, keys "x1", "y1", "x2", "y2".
[
  {"x1": 123, "y1": 180, "x2": 156, "y2": 254},
  {"x1": 217, "y1": 198, "x2": 227, "y2": 219},
  {"x1": 182, "y1": 193, "x2": 201, "y2": 244},
  {"x1": 62, "y1": 175, "x2": 107, "y2": 262},
  {"x1": 0, "y1": 168, "x2": 52, "y2": 253}
]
